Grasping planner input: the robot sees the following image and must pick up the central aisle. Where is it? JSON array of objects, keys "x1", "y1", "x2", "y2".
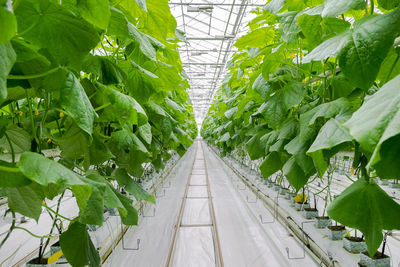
[{"x1": 104, "y1": 140, "x2": 319, "y2": 267}]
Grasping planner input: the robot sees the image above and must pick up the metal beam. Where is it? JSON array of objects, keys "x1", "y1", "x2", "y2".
[
  {"x1": 186, "y1": 37, "x2": 235, "y2": 40},
  {"x1": 169, "y1": 3, "x2": 264, "y2": 7}
]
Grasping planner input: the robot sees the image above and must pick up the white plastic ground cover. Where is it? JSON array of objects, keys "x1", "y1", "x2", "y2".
[
  {"x1": 103, "y1": 145, "x2": 197, "y2": 267},
  {"x1": 219, "y1": 147, "x2": 400, "y2": 267},
  {"x1": 201, "y1": 142, "x2": 319, "y2": 267},
  {"x1": 172, "y1": 227, "x2": 216, "y2": 267}
]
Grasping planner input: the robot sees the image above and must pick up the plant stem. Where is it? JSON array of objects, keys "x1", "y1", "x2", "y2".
[
  {"x1": 370, "y1": 0, "x2": 374, "y2": 15},
  {"x1": 26, "y1": 91, "x2": 39, "y2": 147},
  {"x1": 43, "y1": 203, "x2": 72, "y2": 222},
  {"x1": 7, "y1": 67, "x2": 60, "y2": 80},
  {"x1": 0, "y1": 165, "x2": 20, "y2": 173},
  {"x1": 4, "y1": 133, "x2": 15, "y2": 164},
  {"x1": 0, "y1": 211, "x2": 16, "y2": 249},
  {"x1": 42, "y1": 193, "x2": 65, "y2": 257},
  {"x1": 14, "y1": 227, "x2": 56, "y2": 239}
]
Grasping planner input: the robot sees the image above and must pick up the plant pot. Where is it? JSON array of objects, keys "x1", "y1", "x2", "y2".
[
  {"x1": 380, "y1": 180, "x2": 389, "y2": 186},
  {"x1": 290, "y1": 197, "x2": 296, "y2": 207},
  {"x1": 359, "y1": 252, "x2": 390, "y2": 267},
  {"x1": 389, "y1": 182, "x2": 400, "y2": 189},
  {"x1": 315, "y1": 216, "x2": 331, "y2": 229},
  {"x1": 286, "y1": 192, "x2": 296, "y2": 200},
  {"x1": 327, "y1": 225, "x2": 346, "y2": 240},
  {"x1": 273, "y1": 184, "x2": 281, "y2": 191},
  {"x1": 26, "y1": 258, "x2": 55, "y2": 267},
  {"x1": 279, "y1": 188, "x2": 288, "y2": 195},
  {"x1": 294, "y1": 202, "x2": 310, "y2": 211},
  {"x1": 267, "y1": 182, "x2": 274, "y2": 188},
  {"x1": 303, "y1": 208, "x2": 318, "y2": 219},
  {"x1": 50, "y1": 241, "x2": 63, "y2": 257},
  {"x1": 342, "y1": 236, "x2": 367, "y2": 253}
]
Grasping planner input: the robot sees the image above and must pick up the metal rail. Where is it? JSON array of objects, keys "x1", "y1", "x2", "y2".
[{"x1": 165, "y1": 141, "x2": 224, "y2": 267}]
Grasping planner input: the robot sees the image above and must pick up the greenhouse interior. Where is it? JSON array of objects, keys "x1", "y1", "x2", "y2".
[{"x1": 0, "y1": 0, "x2": 400, "y2": 266}]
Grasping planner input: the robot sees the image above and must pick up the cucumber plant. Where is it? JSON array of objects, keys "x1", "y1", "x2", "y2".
[
  {"x1": 0, "y1": 0, "x2": 197, "y2": 266},
  {"x1": 202, "y1": 0, "x2": 400, "y2": 258}
]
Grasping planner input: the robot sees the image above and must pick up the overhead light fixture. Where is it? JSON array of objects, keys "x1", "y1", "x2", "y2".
[
  {"x1": 214, "y1": 34, "x2": 235, "y2": 39},
  {"x1": 191, "y1": 52, "x2": 208, "y2": 56},
  {"x1": 187, "y1": 5, "x2": 213, "y2": 13}
]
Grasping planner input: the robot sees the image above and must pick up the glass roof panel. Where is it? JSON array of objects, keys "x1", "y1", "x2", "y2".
[{"x1": 170, "y1": 0, "x2": 266, "y2": 127}]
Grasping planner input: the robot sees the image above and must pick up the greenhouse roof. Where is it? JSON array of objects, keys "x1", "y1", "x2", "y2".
[{"x1": 170, "y1": 0, "x2": 266, "y2": 126}]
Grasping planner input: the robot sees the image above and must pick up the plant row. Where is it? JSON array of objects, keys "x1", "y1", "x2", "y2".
[
  {"x1": 0, "y1": 0, "x2": 196, "y2": 266},
  {"x1": 201, "y1": 0, "x2": 400, "y2": 260}
]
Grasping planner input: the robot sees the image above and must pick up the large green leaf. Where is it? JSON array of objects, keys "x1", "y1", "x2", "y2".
[
  {"x1": 17, "y1": 152, "x2": 92, "y2": 212},
  {"x1": 258, "y1": 94, "x2": 287, "y2": 129},
  {"x1": 0, "y1": 0, "x2": 17, "y2": 44},
  {"x1": 15, "y1": 0, "x2": 100, "y2": 67},
  {"x1": 0, "y1": 42, "x2": 15, "y2": 100},
  {"x1": 77, "y1": 0, "x2": 111, "y2": 29},
  {"x1": 83, "y1": 55, "x2": 127, "y2": 85},
  {"x1": 109, "y1": 128, "x2": 148, "y2": 153},
  {"x1": 282, "y1": 156, "x2": 308, "y2": 190},
  {"x1": 115, "y1": 168, "x2": 155, "y2": 204},
  {"x1": 0, "y1": 161, "x2": 31, "y2": 188},
  {"x1": 108, "y1": 8, "x2": 157, "y2": 60},
  {"x1": 60, "y1": 221, "x2": 100, "y2": 267},
  {"x1": 59, "y1": 123, "x2": 90, "y2": 160},
  {"x1": 60, "y1": 73, "x2": 97, "y2": 136},
  {"x1": 377, "y1": 0, "x2": 400, "y2": 10},
  {"x1": 0, "y1": 125, "x2": 31, "y2": 154},
  {"x1": 235, "y1": 27, "x2": 275, "y2": 50},
  {"x1": 5, "y1": 182, "x2": 44, "y2": 221},
  {"x1": 281, "y1": 81, "x2": 305, "y2": 109},
  {"x1": 344, "y1": 75, "x2": 400, "y2": 179},
  {"x1": 304, "y1": 10, "x2": 400, "y2": 89},
  {"x1": 259, "y1": 151, "x2": 284, "y2": 178},
  {"x1": 307, "y1": 118, "x2": 353, "y2": 176},
  {"x1": 252, "y1": 74, "x2": 271, "y2": 100},
  {"x1": 245, "y1": 130, "x2": 268, "y2": 160},
  {"x1": 322, "y1": 0, "x2": 366, "y2": 18},
  {"x1": 98, "y1": 83, "x2": 147, "y2": 126},
  {"x1": 327, "y1": 179, "x2": 400, "y2": 256},
  {"x1": 138, "y1": 123, "x2": 152, "y2": 144},
  {"x1": 264, "y1": 0, "x2": 286, "y2": 14}
]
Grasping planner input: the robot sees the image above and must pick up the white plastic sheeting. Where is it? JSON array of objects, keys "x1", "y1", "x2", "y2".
[{"x1": 105, "y1": 140, "x2": 319, "y2": 266}]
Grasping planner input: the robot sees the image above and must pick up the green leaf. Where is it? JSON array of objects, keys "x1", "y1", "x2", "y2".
[
  {"x1": 60, "y1": 221, "x2": 100, "y2": 267},
  {"x1": 78, "y1": 177, "x2": 105, "y2": 225},
  {"x1": 15, "y1": 0, "x2": 100, "y2": 67},
  {"x1": 60, "y1": 73, "x2": 97, "y2": 136},
  {"x1": 0, "y1": 125, "x2": 31, "y2": 154},
  {"x1": 304, "y1": 10, "x2": 400, "y2": 89},
  {"x1": 83, "y1": 55, "x2": 127, "y2": 85},
  {"x1": 259, "y1": 151, "x2": 284, "y2": 178},
  {"x1": 338, "y1": 10, "x2": 400, "y2": 89},
  {"x1": 378, "y1": 0, "x2": 400, "y2": 9},
  {"x1": 77, "y1": 0, "x2": 111, "y2": 29},
  {"x1": 281, "y1": 81, "x2": 305, "y2": 109},
  {"x1": 59, "y1": 123, "x2": 90, "y2": 160},
  {"x1": 98, "y1": 83, "x2": 147, "y2": 126},
  {"x1": 108, "y1": 8, "x2": 157, "y2": 60},
  {"x1": 0, "y1": 0, "x2": 17, "y2": 44},
  {"x1": 5, "y1": 182, "x2": 44, "y2": 221},
  {"x1": 297, "y1": 14, "x2": 322, "y2": 48},
  {"x1": 282, "y1": 156, "x2": 308, "y2": 190},
  {"x1": 138, "y1": 123, "x2": 152, "y2": 144},
  {"x1": 135, "y1": 0, "x2": 147, "y2": 11},
  {"x1": 307, "y1": 118, "x2": 353, "y2": 176},
  {"x1": 258, "y1": 93, "x2": 287, "y2": 129},
  {"x1": 115, "y1": 168, "x2": 155, "y2": 204},
  {"x1": 264, "y1": 0, "x2": 286, "y2": 14},
  {"x1": 327, "y1": 179, "x2": 400, "y2": 256},
  {"x1": 245, "y1": 130, "x2": 268, "y2": 160},
  {"x1": 86, "y1": 171, "x2": 126, "y2": 214},
  {"x1": 252, "y1": 74, "x2": 271, "y2": 100},
  {"x1": 109, "y1": 128, "x2": 148, "y2": 153},
  {"x1": 234, "y1": 27, "x2": 275, "y2": 50},
  {"x1": 0, "y1": 42, "x2": 16, "y2": 100},
  {"x1": 17, "y1": 152, "x2": 92, "y2": 212},
  {"x1": 0, "y1": 161, "x2": 31, "y2": 188},
  {"x1": 322, "y1": 0, "x2": 366, "y2": 18},
  {"x1": 302, "y1": 31, "x2": 350, "y2": 63},
  {"x1": 344, "y1": 75, "x2": 400, "y2": 179}
]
